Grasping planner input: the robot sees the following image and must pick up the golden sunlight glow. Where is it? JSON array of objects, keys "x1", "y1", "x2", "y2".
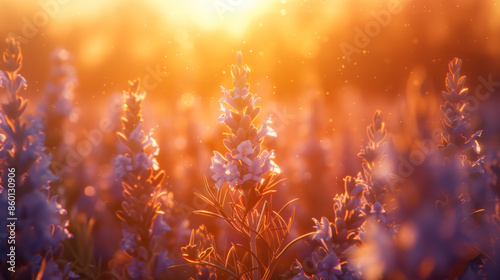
[
  {"x1": 153, "y1": 0, "x2": 272, "y2": 34},
  {"x1": 78, "y1": 35, "x2": 111, "y2": 67},
  {"x1": 1, "y1": 1, "x2": 500, "y2": 279}
]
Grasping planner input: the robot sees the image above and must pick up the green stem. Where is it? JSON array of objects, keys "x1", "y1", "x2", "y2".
[{"x1": 248, "y1": 211, "x2": 259, "y2": 280}]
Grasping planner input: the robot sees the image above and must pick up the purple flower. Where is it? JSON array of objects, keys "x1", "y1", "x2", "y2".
[
  {"x1": 126, "y1": 257, "x2": 147, "y2": 279},
  {"x1": 242, "y1": 150, "x2": 279, "y2": 183},
  {"x1": 234, "y1": 85, "x2": 249, "y2": 99},
  {"x1": 153, "y1": 249, "x2": 175, "y2": 276},
  {"x1": 256, "y1": 116, "x2": 277, "y2": 141},
  {"x1": 234, "y1": 140, "x2": 254, "y2": 166},
  {"x1": 318, "y1": 252, "x2": 342, "y2": 277},
  {"x1": 312, "y1": 217, "x2": 332, "y2": 242},
  {"x1": 128, "y1": 123, "x2": 145, "y2": 144},
  {"x1": 219, "y1": 87, "x2": 237, "y2": 111},
  {"x1": 243, "y1": 157, "x2": 262, "y2": 182},
  {"x1": 210, "y1": 151, "x2": 229, "y2": 188},
  {"x1": 63, "y1": 262, "x2": 80, "y2": 279},
  {"x1": 134, "y1": 152, "x2": 157, "y2": 173},
  {"x1": 152, "y1": 214, "x2": 172, "y2": 236},
  {"x1": 209, "y1": 53, "x2": 280, "y2": 191},
  {"x1": 439, "y1": 58, "x2": 483, "y2": 168},
  {"x1": 217, "y1": 103, "x2": 231, "y2": 124},
  {"x1": 0, "y1": 38, "x2": 69, "y2": 277},
  {"x1": 217, "y1": 104, "x2": 238, "y2": 131},
  {"x1": 115, "y1": 154, "x2": 133, "y2": 178},
  {"x1": 121, "y1": 229, "x2": 137, "y2": 252},
  {"x1": 0, "y1": 70, "x2": 5, "y2": 87},
  {"x1": 225, "y1": 157, "x2": 240, "y2": 187}
]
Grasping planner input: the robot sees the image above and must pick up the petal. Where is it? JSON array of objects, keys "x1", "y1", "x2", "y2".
[
  {"x1": 242, "y1": 156, "x2": 253, "y2": 166},
  {"x1": 237, "y1": 140, "x2": 253, "y2": 155}
]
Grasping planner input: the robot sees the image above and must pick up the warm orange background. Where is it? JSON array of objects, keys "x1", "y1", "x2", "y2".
[{"x1": 1, "y1": 0, "x2": 500, "y2": 237}]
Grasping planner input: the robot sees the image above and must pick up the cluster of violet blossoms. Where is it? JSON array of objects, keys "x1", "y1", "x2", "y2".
[
  {"x1": 114, "y1": 80, "x2": 159, "y2": 178},
  {"x1": 349, "y1": 58, "x2": 496, "y2": 279},
  {"x1": 293, "y1": 110, "x2": 400, "y2": 279},
  {"x1": 38, "y1": 48, "x2": 78, "y2": 157},
  {"x1": 0, "y1": 38, "x2": 73, "y2": 279},
  {"x1": 210, "y1": 51, "x2": 279, "y2": 194},
  {"x1": 114, "y1": 79, "x2": 172, "y2": 279},
  {"x1": 438, "y1": 57, "x2": 483, "y2": 170}
]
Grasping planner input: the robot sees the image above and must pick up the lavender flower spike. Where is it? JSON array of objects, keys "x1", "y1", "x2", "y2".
[
  {"x1": 439, "y1": 57, "x2": 483, "y2": 167},
  {"x1": 210, "y1": 51, "x2": 279, "y2": 194},
  {"x1": 183, "y1": 51, "x2": 300, "y2": 280},
  {"x1": 115, "y1": 79, "x2": 171, "y2": 279},
  {"x1": 0, "y1": 38, "x2": 70, "y2": 279}
]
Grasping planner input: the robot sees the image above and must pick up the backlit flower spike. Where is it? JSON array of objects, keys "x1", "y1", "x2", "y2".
[
  {"x1": 438, "y1": 58, "x2": 484, "y2": 170},
  {"x1": 37, "y1": 49, "x2": 79, "y2": 185},
  {"x1": 355, "y1": 110, "x2": 396, "y2": 219},
  {"x1": 115, "y1": 154, "x2": 133, "y2": 178},
  {"x1": 0, "y1": 38, "x2": 69, "y2": 278},
  {"x1": 234, "y1": 140, "x2": 254, "y2": 166},
  {"x1": 115, "y1": 82, "x2": 161, "y2": 178},
  {"x1": 312, "y1": 217, "x2": 333, "y2": 242},
  {"x1": 209, "y1": 51, "x2": 279, "y2": 190},
  {"x1": 114, "y1": 78, "x2": 174, "y2": 278},
  {"x1": 210, "y1": 151, "x2": 228, "y2": 188},
  {"x1": 128, "y1": 123, "x2": 145, "y2": 145},
  {"x1": 37, "y1": 48, "x2": 79, "y2": 205},
  {"x1": 232, "y1": 51, "x2": 250, "y2": 90},
  {"x1": 256, "y1": 115, "x2": 277, "y2": 141},
  {"x1": 188, "y1": 51, "x2": 298, "y2": 280},
  {"x1": 299, "y1": 170, "x2": 369, "y2": 278},
  {"x1": 121, "y1": 80, "x2": 146, "y2": 137},
  {"x1": 217, "y1": 103, "x2": 230, "y2": 123}
]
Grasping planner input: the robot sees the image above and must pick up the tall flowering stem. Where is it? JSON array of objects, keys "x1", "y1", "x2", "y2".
[
  {"x1": 294, "y1": 111, "x2": 398, "y2": 279},
  {"x1": 292, "y1": 176, "x2": 367, "y2": 279},
  {"x1": 183, "y1": 52, "x2": 311, "y2": 280},
  {"x1": 439, "y1": 58, "x2": 483, "y2": 168},
  {"x1": 348, "y1": 59, "x2": 493, "y2": 279},
  {"x1": 39, "y1": 49, "x2": 78, "y2": 158},
  {"x1": 115, "y1": 79, "x2": 170, "y2": 279},
  {"x1": 439, "y1": 58, "x2": 499, "y2": 276},
  {"x1": 438, "y1": 57, "x2": 491, "y2": 239},
  {"x1": 358, "y1": 111, "x2": 388, "y2": 202},
  {"x1": 213, "y1": 51, "x2": 278, "y2": 279},
  {"x1": 0, "y1": 38, "x2": 70, "y2": 278},
  {"x1": 210, "y1": 51, "x2": 278, "y2": 202},
  {"x1": 358, "y1": 111, "x2": 399, "y2": 228},
  {"x1": 217, "y1": 52, "x2": 276, "y2": 280},
  {"x1": 38, "y1": 49, "x2": 78, "y2": 206}
]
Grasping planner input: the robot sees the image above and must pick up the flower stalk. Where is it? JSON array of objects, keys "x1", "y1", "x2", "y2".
[
  {"x1": 439, "y1": 57, "x2": 483, "y2": 170},
  {"x1": 114, "y1": 79, "x2": 170, "y2": 279},
  {"x1": 0, "y1": 38, "x2": 70, "y2": 279},
  {"x1": 183, "y1": 51, "x2": 304, "y2": 280},
  {"x1": 209, "y1": 51, "x2": 279, "y2": 279}
]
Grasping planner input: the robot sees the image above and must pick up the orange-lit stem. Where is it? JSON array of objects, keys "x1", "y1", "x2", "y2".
[{"x1": 248, "y1": 210, "x2": 260, "y2": 280}]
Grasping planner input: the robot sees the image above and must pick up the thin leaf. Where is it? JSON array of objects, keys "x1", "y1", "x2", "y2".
[
  {"x1": 277, "y1": 198, "x2": 299, "y2": 216},
  {"x1": 193, "y1": 210, "x2": 225, "y2": 220},
  {"x1": 194, "y1": 192, "x2": 215, "y2": 207}
]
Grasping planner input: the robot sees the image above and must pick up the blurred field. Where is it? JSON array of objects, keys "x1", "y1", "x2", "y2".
[
  {"x1": 1, "y1": 0, "x2": 499, "y2": 207},
  {"x1": 1, "y1": 0, "x2": 500, "y2": 279}
]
